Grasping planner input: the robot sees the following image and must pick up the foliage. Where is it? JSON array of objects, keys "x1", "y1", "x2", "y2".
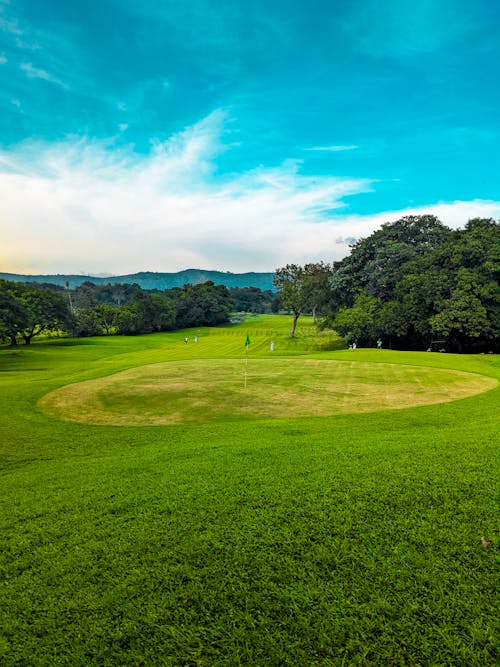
[
  {"x1": 0, "y1": 284, "x2": 30, "y2": 345},
  {"x1": 326, "y1": 216, "x2": 500, "y2": 351},
  {"x1": 169, "y1": 281, "x2": 233, "y2": 329},
  {"x1": 0, "y1": 278, "x2": 235, "y2": 341},
  {"x1": 274, "y1": 263, "x2": 333, "y2": 337},
  {"x1": 332, "y1": 292, "x2": 381, "y2": 344},
  {"x1": 0, "y1": 279, "x2": 73, "y2": 345},
  {"x1": 228, "y1": 286, "x2": 279, "y2": 313}
]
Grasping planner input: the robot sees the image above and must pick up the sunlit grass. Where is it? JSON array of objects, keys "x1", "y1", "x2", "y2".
[{"x1": 1, "y1": 315, "x2": 499, "y2": 666}]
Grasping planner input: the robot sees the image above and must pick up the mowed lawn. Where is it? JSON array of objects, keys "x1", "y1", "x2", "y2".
[{"x1": 0, "y1": 315, "x2": 499, "y2": 666}]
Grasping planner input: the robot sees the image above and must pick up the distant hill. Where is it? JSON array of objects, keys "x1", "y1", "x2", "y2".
[{"x1": 0, "y1": 269, "x2": 276, "y2": 291}]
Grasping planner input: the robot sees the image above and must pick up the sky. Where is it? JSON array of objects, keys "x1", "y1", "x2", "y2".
[{"x1": 0, "y1": 0, "x2": 499, "y2": 275}]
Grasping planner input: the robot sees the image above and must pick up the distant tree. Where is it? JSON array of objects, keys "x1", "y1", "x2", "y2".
[
  {"x1": 428, "y1": 268, "x2": 494, "y2": 352},
  {"x1": 93, "y1": 304, "x2": 120, "y2": 335},
  {"x1": 228, "y1": 287, "x2": 276, "y2": 313},
  {"x1": 169, "y1": 281, "x2": 232, "y2": 328},
  {"x1": 0, "y1": 282, "x2": 30, "y2": 345},
  {"x1": 115, "y1": 304, "x2": 144, "y2": 335},
  {"x1": 332, "y1": 292, "x2": 381, "y2": 345},
  {"x1": 0, "y1": 281, "x2": 73, "y2": 344},
  {"x1": 72, "y1": 307, "x2": 102, "y2": 337},
  {"x1": 302, "y1": 262, "x2": 333, "y2": 321},
  {"x1": 149, "y1": 294, "x2": 176, "y2": 331},
  {"x1": 18, "y1": 287, "x2": 73, "y2": 344},
  {"x1": 273, "y1": 264, "x2": 309, "y2": 337},
  {"x1": 273, "y1": 263, "x2": 332, "y2": 336}
]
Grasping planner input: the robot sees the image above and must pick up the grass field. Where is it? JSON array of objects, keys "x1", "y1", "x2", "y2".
[{"x1": 1, "y1": 315, "x2": 499, "y2": 665}]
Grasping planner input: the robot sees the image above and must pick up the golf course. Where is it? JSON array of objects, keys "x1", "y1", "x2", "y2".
[{"x1": 1, "y1": 314, "x2": 498, "y2": 665}]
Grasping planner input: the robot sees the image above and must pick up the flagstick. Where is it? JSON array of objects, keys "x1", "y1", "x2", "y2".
[{"x1": 244, "y1": 344, "x2": 248, "y2": 388}]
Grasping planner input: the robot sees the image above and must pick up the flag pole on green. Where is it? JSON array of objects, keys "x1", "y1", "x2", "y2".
[{"x1": 244, "y1": 334, "x2": 250, "y2": 388}]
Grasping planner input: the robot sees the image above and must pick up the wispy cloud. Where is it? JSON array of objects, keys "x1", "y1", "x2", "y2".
[
  {"x1": 0, "y1": 111, "x2": 373, "y2": 273},
  {"x1": 0, "y1": 110, "x2": 498, "y2": 275},
  {"x1": 306, "y1": 145, "x2": 358, "y2": 152},
  {"x1": 20, "y1": 61, "x2": 68, "y2": 88}
]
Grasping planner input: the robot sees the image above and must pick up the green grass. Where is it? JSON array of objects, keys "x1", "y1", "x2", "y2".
[{"x1": 1, "y1": 315, "x2": 499, "y2": 665}]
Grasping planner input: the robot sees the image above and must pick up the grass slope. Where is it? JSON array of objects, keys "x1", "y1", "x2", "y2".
[{"x1": 1, "y1": 315, "x2": 499, "y2": 666}]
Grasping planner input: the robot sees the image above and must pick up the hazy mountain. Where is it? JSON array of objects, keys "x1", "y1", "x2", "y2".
[{"x1": 0, "y1": 269, "x2": 276, "y2": 291}]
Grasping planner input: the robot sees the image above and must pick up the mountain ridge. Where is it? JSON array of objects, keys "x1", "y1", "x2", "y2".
[{"x1": 0, "y1": 269, "x2": 276, "y2": 291}]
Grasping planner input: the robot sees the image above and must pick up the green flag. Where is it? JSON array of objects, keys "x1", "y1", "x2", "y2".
[{"x1": 245, "y1": 334, "x2": 250, "y2": 347}]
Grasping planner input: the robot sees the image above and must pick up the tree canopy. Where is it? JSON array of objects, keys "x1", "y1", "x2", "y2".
[
  {"x1": 273, "y1": 262, "x2": 333, "y2": 337},
  {"x1": 324, "y1": 216, "x2": 499, "y2": 351}
]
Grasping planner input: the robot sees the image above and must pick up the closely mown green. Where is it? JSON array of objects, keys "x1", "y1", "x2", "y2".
[{"x1": 1, "y1": 315, "x2": 498, "y2": 666}]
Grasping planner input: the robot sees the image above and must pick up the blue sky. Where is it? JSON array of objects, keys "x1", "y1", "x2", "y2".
[{"x1": 1, "y1": 0, "x2": 499, "y2": 274}]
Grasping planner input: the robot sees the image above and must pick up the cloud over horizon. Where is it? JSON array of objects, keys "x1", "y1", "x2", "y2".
[{"x1": 1, "y1": 110, "x2": 499, "y2": 276}]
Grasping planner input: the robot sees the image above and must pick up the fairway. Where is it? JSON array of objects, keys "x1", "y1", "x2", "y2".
[
  {"x1": 1, "y1": 315, "x2": 499, "y2": 666},
  {"x1": 39, "y1": 357, "x2": 497, "y2": 425}
]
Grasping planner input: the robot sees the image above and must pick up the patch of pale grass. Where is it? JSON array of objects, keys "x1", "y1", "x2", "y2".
[{"x1": 38, "y1": 359, "x2": 497, "y2": 426}]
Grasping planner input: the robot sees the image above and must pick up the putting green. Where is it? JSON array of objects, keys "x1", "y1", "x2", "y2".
[{"x1": 38, "y1": 358, "x2": 497, "y2": 426}]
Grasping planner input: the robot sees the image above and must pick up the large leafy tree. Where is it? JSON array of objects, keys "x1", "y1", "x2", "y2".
[
  {"x1": 274, "y1": 263, "x2": 333, "y2": 337},
  {"x1": 329, "y1": 215, "x2": 450, "y2": 308},
  {"x1": 169, "y1": 281, "x2": 232, "y2": 329},
  {"x1": 302, "y1": 262, "x2": 333, "y2": 321},
  {"x1": 332, "y1": 292, "x2": 381, "y2": 345},
  {"x1": 273, "y1": 264, "x2": 308, "y2": 337},
  {"x1": 19, "y1": 286, "x2": 74, "y2": 344},
  {"x1": 326, "y1": 216, "x2": 499, "y2": 351},
  {"x1": 0, "y1": 282, "x2": 30, "y2": 345},
  {"x1": 0, "y1": 281, "x2": 73, "y2": 344}
]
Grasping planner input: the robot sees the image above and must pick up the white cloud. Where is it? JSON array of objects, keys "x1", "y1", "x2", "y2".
[
  {"x1": 0, "y1": 110, "x2": 499, "y2": 275},
  {"x1": 306, "y1": 145, "x2": 358, "y2": 152}
]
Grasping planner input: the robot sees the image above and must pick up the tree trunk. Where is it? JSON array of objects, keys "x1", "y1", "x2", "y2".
[
  {"x1": 289, "y1": 312, "x2": 300, "y2": 338},
  {"x1": 312, "y1": 305, "x2": 317, "y2": 322},
  {"x1": 9, "y1": 335, "x2": 17, "y2": 346}
]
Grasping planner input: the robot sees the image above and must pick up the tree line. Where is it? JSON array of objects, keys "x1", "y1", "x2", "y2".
[
  {"x1": 0, "y1": 280, "x2": 237, "y2": 344},
  {"x1": 274, "y1": 216, "x2": 499, "y2": 352},
  {"x1": 0, "y1": 278, "x2": 283, "y2": 345},
  {"x1": 2, "y1": 215, "x2": 497, "y2": 351}
]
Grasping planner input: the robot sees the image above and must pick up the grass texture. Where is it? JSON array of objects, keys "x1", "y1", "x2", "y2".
[{"x1": 1, "y1": 315, "x2": 499, "y2": 666}]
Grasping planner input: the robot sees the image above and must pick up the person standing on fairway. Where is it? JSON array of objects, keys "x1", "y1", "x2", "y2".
[{"x1": 377, "y1": 338, "x2": 382, "y2": 349}]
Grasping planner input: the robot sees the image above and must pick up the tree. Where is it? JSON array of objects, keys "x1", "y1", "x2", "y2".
[
  {"x1": 0, "y1": 281, "x2": 73, "y2": 344},
  {"x1": 169, "y1": 282, "x2": 232, "y2": 329},
  {"x1": 332, "y1": 292, "x2": 381, "y2": 345},
  {"x1": 18, "y1": 287, "x2": 74, "y2": 344},
  {"x1": 302, "y1": 262, "x2": 333, "y2": 321},
  {"x1": 274, "y1": 263, "x2": 333, "y2": 336},
  {"x1": 115, "y1": 304, "x2": 144, "y2": 335},
  {"x1": 323, "y1": 215, "x2": 499, "y2": 351},
  {"x1": 327, "y1": 215, "x2": 450, "y2": 310},
  {"x1": 429, "y1": 268, "x2": 494, "y2": 351},
  {"x1": 273, "y1": 264, "x2": 309, "y2": 337},
  {"x1": 0, "y1": 282, "x2": 30, "y2": 345},
  {"x1": 228, "y1": 287, "x2": 276, "y2": 313},
  {"x1": 93, "y1": 305, "x2": 120, "y2": 335}
]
